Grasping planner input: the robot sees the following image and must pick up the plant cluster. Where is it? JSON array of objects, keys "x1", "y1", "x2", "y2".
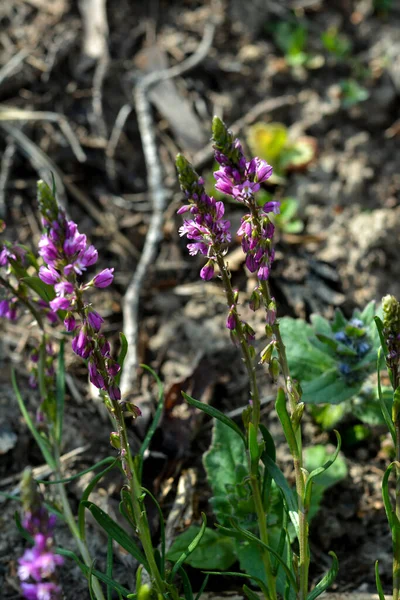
[{"x1": 0, "y1": 119, "x2": 398, "y2": 600}]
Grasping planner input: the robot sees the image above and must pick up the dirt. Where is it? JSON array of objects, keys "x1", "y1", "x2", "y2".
[{"x1": 0, "y1": 0, "x2": 400, "y2": 598}]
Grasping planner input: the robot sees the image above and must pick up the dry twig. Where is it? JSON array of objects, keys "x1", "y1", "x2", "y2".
[{"x1": 120, "y1": 21, "x2": 217, "y2": 395}]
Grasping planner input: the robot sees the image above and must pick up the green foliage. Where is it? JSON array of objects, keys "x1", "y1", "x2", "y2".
[
  {"x1": 321, "y1": 27, "x2": 352, "y2": 59},
  {"x1": 339, "y1": 79, "x2": 369, "y2": 108},
  {"x1": 373, "y1": 0, "x2": 393, "y2": 15},
  {"x1": 304, "y1": 445, "x2": 347, "y2": 520},
  {"x1": 279, "y1": 303, "x2": 381, "y2": 408},
  {"x1": 167, "y1": 526, "x2": 236, "y2": 570},
  {"x1": 270, "y1": 20, "x2": 309, "y2": 67},
  {"x1": 247, "y1": 122, "x2": 317, "y2": 178}
]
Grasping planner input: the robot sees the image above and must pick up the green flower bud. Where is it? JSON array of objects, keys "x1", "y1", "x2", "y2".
[
  {"x1": 383, "y1": 295, "x2": 400, "y2": 333},
  {"x1": 37, "y1": 180, "x2": 59, "y2": 222},
  {"x1": 269, "y1": 357, "x2": 280, "y2": 382},
  {"x1": 110, "y1": 432, "x2": 120, "y2": 449}
]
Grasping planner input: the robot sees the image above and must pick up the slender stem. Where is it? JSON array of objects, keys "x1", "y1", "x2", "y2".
[
  {"x1": 260, "y1": 279, "x2": 309, "y2": 600},
  {"x1": 54, "y1": 447, "x2": 106, "y2": 600},
  {"x1": 215, "y1": 253, "x2": 276, "y2": 600},
  {"x1": 394, "y1": 416, "x2": 400, "y2": 600},
  {"x1": 113, "y1": 401, "x2": 166, "y2": 596}
]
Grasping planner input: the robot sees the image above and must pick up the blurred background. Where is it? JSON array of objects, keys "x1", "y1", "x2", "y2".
[{"x1": 0, "y1": 0, "x2": 399, "y2": 597}]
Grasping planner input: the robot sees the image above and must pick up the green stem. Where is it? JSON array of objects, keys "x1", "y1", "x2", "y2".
[
  {"x1": 394, "y1": 419, "x2": 400, "y2": 600},
  {"x1": 260, "y1": 279, "x2": 308, "y2": 600},
  {"x1": 54, "y1": 448, "x2": 106, "y2": 600},
  {"x1": 113, "y1": 402, "x2": 166, "y2": 596},
  {"x1": 215, "y1": 253, "x2": 276, "y2": 600}
]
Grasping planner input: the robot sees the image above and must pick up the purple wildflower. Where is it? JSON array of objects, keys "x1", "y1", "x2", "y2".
[{"x1": 87, "y1": 310, "x2": 104, "y2": 332}]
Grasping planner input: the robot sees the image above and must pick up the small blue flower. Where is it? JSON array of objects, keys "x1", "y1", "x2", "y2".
[
  {"x1": 357, "y1": 342, "x2": 371, "y2": 357},
  {"x1": 334, "y1": 331, "x2": 348, "y2": 344},
  {"x1": 350, "y1": 318, "x2": 364, "y2": 329},
  {"x1": 339, "y1": 363, "x2": 351, "y2": 376}
]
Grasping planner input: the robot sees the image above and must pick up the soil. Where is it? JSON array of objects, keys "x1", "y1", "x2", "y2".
[{"x1": 0, "y1": 0, "x2": 400, "y2": 598}]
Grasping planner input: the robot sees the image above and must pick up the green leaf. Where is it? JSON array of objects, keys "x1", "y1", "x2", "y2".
[
  {"x1": 283, "y1": 220, "x2": 304, "y2": 234},
  {"x1": 115, "y1": 333, "x2": 128, "y2": 386},
  {"x1": 304, "y1": 443, "x2": 347, "y2": 521},
  {"x1": 22, "y1": 276, "x2": 56, "y2": 302},
  {"x1": 139, "y1": 365, "x2": 164, "y2": 477},
  {"x1": 280, "y1": 138, "x2": 316, "y2": 171},
  {"x1": 77, "y1": 458, "x2": 120, "y2": 540},
  {"x1": 377, "y1": 349, "x2": 395, "y2": 441},
  {"x1": 107, "y1": 536, "x2": 113, "y2": 600},
  {"x1": 184, "y1": 392, "x2": 246, "y2": 445},
  {"x1": 307, "y1": 551, "x2": 338, "y2": 600},
  {"x1": 56, "y1": 547, "x2": 131, "y2": 597},
  {"x1": 382, "y1": 462, "x2": 398, "y2": 532},
  {"x1": 12, "y1": 369, "x2": 56, "y2": 469},
  {"x1": 375, "y1": 561, "x2": 386, "y2": 600},
  {"x1": 279, "y1": 318, "x2": 335, "y2": 382},
  {"x1": 204, "y1": 570, "x2": 270, "y2": 598},
  {"x1": 37, "y1": 456, "x2": 116, "y2": 485},
  {"x1": 142, "y1": 487, "x2": 165, "y2": 577},
  {"x1": 304, "y1": 432, "x2": 343, "y2": 510},
  {"x1": 262, "y1": 455, "x2": 299, "y2": 537},
  {"x1": 179, "y1": 566, "x2": 193, "y2": 600},
  {"x1": 55, "y1": 339, "x2": 65, "y2": 444},
  {"x1": 309, "y1": 404, "x2": 347, "y2": 430},
  {"x1": 230, "y1": 520, "x2": 297, "y2": 593},
  {"x1": 247, "y1": 122, "x2": 288, "y2": 163},
  {"x1": 169, "y1": 514, "x2": 207, "y2": 581},
  {"x1": 243, "y1": 585, "x2": 261, "y2": 600},
  {"x1": 82, "y1": 501, "x2": 148, "y2": 568},
  {"x1": 301, "y1": 369, "x2": 361, "y2": 405},
  {"x1": 167, "y1": 526, "x2": 236, "y2": 570},
  {"x1": 194, "y1": 575, "x2": 210, "y2": 600},
  {"x1": 275, "y1": 389, "x2": 298, "y2": 458}
]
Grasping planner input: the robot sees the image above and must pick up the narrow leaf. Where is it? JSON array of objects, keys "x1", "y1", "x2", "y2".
[
  {"x1": 12, "y1": 369, "x2": 56, "y2": 469},
  {"x1": 115, "y1": 333, "x2": 128, "y2": 386},
  {"x1": 56, "y1": 547, "x2": 131, "y2": 597},
  {"x1": 262, "y1": 454, "x2": 299, "y2": 537},
  {"x1": 82, "y1": 501, "x2": 148, "y2": 568},
  {"x1": 142, "y1": 487, "x2": 165, "y2": 576},
  {"x1": 179, "y1": 566, "x2": 193, "y2": 600},
  {"x1": 375, "y1": 561, "x2": 386, "y2": 600},
  {"x1": 107, "y1": 536, "x2": 113, "y2": 600},
  {"x1": 183, "y1": 392, "x2": 246, "y2": 445},
  {"x1": 243, "y1": 584, "x2": 261, "y2": 600},
  {"x1": 304, "y1": 430, "x2": 341, "y2": 509},
  {"x1": 194, "y1": 575, "x2": 210, "y2": 600},
  {"x1": 169, "y1": 514, "x2": 207, "y2": 581},
  {"x1": 22, "y1": 276, "x2": 55, "y2": 302},
  {"x1": 56, "y1": 339, "x2": 65, "y2": 444},
  {"x1": 37, "y1": 457, "x2": 116, "y2": 485},
  {"x1": 139, "y1": 365, "x2": 165, "y2": 477},
  {"x1": 307, "y1": 551, "x2": 338, "y2": 600},
  {"x1": 78, "y1": 458, "x2": 120, "y2": 540},
  {"x1": 377, "y1": 348, "x2": 395, "y2": 442},
  {"x1": 275, "y1": 389, "x2": 298, "y2": 458}
]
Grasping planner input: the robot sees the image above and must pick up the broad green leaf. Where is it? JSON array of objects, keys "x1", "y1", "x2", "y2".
[
  {"x1": 307, "y1": 551, "x2": 338, "y2": 600},
  {"x1": 280, "y1": 138, "x2": 316, "y2": 171},
  {"x1": 301, "y1": 370, "x2": 361, "y2": 405},
  {"x1": 203, "y1": 418, "x2": 247, "y2": 500},
  {"x1": 184, "y1": 392, "x2": 246, "y2": 445},
  {"x1": 22, "y1": 276, "x2": 55, "y2": 303},
  {"x1": 352, "y1": 380, "x2": 393, "y2": 429},
  {"x1": 82, "y1": 501, "x2": 148, "y2": 568},
  {"x1": 304, "y1": 432, "x2": 342, "y2": 510},
  {"x1": 279, "y1": 318, "x2": 335, "y2": 382},
  {"x1": 166, "y1": 526, "x2": 236, "y2": 570},
  {"x1": 309, "y1": 404, "x2": 347, "y2": 430}
]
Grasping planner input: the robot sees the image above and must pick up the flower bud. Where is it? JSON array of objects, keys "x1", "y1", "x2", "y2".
[
  {"x1": 269, "y1": 357, "x2": 280, "y2": 382},
  {"x1": 110, "y1": 432, "x2": 121, "y2": 449}
]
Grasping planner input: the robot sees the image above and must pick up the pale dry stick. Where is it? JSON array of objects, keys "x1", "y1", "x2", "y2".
[
  {"x1": 0, "y1": 106, "x2": 87, "y2": 163},
  {"x1": 105, "y1": 103, "x2": 133, "y2": 181},
  {"x1": 0, "y1": 444, "x2": 90, "y2": 492},
  {"x1": 0, "y1": 49, "x2": 29, "y2": 87},
  {"x1": 120, "y1": 20, "x2": 217, "y2": 395},
  {"x1": 0, "y1": 139, "x2": 16, "y2": 217},
  {"x1": 0, "y1": 122, "x2": 68, "y2": 210}
]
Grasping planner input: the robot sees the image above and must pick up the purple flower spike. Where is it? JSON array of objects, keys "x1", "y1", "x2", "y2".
[
  {"x1": 93, "y1": 268, "x2": 114, "y2": 288},
  {"x1": 72, "y1": 330, "x2": 92, "y2": 359},
  {"x1": 87, "y1": 310, "x2": 104, "y2": 332}
]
